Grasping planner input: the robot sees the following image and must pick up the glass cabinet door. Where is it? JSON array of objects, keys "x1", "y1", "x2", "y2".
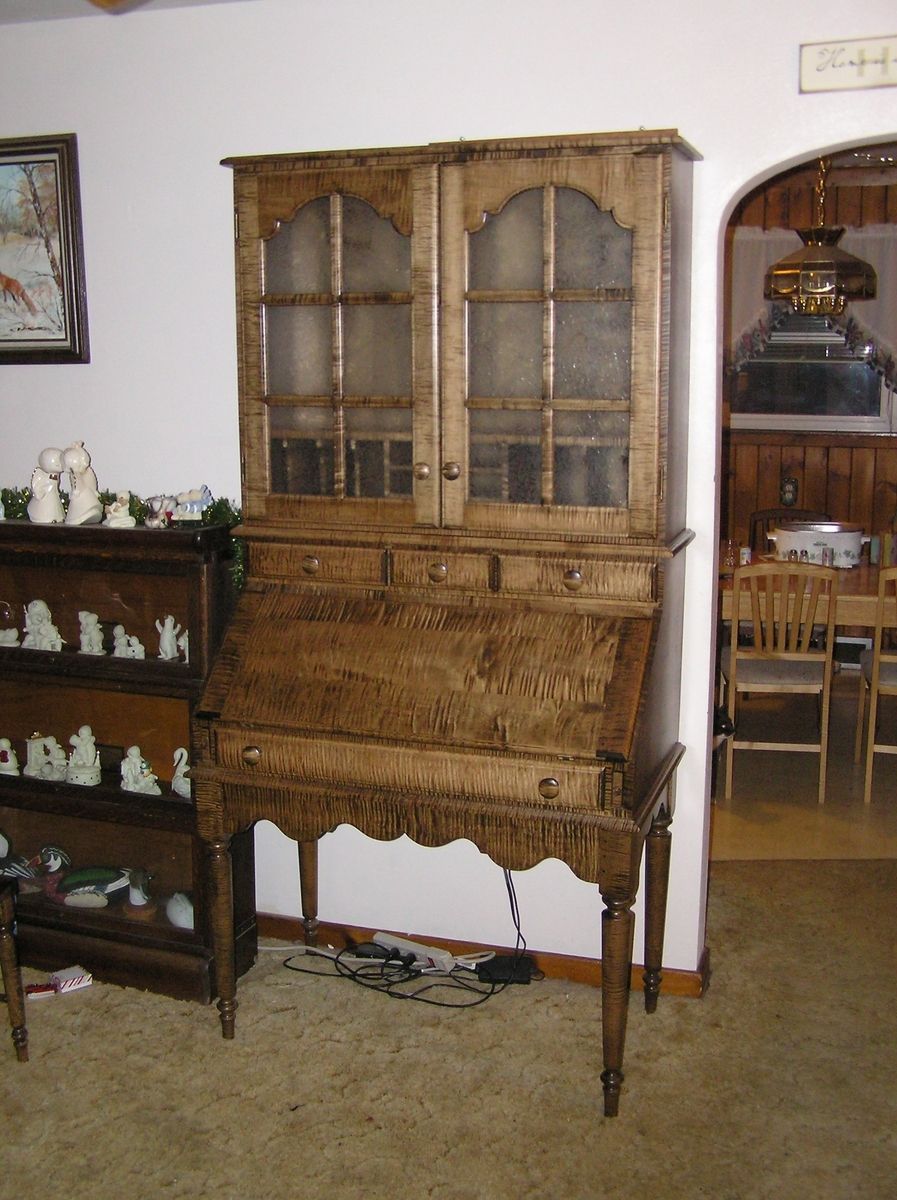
[
  {"x1": 234, "y1": 146, "x2": 668, "y2": 537},
  {"x1": 441, "y1": 153, "x2": 665, "y2": 537},
  {"x1": 237, "y1": 165, "x2": 439, "y2": 527}
]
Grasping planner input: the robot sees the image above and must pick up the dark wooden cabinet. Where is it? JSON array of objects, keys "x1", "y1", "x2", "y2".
[
  {"x1": 194, "y1": 130, "x2": 696, "y2": 1115},
  {"x1": 0, "y1": 521, "x2": 256, "y2": 1002}
]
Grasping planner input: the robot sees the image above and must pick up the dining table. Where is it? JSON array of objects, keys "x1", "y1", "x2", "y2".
[{"x1": 718, "y1": 558, "x2": 893, "y2": 629}]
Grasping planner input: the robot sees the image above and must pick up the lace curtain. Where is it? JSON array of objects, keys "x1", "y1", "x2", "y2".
[{"x1": 729, "y1": 225, "x2": 897, "y2": 359}]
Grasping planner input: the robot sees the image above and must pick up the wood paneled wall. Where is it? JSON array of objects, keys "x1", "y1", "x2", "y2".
[
  {"x1": 731, "y1": 160, "x2": 897, "y2": 231},
  {"x1": 722, "y1": 431, "x2": 897, "y2": 545},
  {"x1": 733, "y1": 180, "x2": 897, "y2": 231}
]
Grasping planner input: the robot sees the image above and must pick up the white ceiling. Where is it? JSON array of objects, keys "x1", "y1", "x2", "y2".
[{"x1": 0, "y1": 0, "x2": 248, "y2": 22}]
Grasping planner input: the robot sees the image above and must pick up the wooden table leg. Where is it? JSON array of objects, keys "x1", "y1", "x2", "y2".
[
  {"x1": 0, "y1": 881, "x2": 28, "y2": 1063},
  {"x1": 297, "y1": 838, "x2": 319, "y2": 947},
  {"x1": 207, "y1": 837, "x2": 237, "y2": 1039},
  {"x1": 599, "y1": 891, "x2": 635, "y2": 1117},
  {"x1": 643, "y1": 803, "x2": 673, "y2": 1014}
]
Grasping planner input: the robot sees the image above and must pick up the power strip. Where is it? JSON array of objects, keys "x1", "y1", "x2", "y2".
[{"x1": 372, "y1": 931, "x2": 456, "y2": 973}]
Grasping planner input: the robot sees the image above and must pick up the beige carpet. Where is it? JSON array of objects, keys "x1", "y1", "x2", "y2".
[{"x1": 6, "y1": 860, "x2": 896, "y2": 1200}]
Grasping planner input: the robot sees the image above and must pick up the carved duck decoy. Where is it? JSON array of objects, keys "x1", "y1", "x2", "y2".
[{"x1": 45, "y1": 866, "x2": 131, "y2": 908}]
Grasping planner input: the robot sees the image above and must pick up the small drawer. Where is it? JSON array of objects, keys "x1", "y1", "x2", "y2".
[
  {"x1": 215, "y1": 730, "x2": 603, "y2": 810},
  {"x1": 391, "y1": 549, "x2": 491, "y2": 591},
  {"x1": 499, "y1": 555, "x2": 656, "y2": 603},
  {"x1": 251, "y1": 543, "x2": 385, "y2": 586}
]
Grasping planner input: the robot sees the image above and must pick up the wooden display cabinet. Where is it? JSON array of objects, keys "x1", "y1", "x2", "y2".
[
  {"x1": 194, "y1": 130, "x2": 697, "y2": 1115},
  {"x1": 0, "y1": 521, "x2": 256, "y2": 1002}
]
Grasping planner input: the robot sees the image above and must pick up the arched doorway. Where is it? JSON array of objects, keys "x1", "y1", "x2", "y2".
[{"x1": 711, "y1": 138, "x2": 897, "y2": 861}]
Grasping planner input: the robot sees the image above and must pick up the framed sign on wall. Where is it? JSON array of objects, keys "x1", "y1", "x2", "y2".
[{"x1": 0, "y1": 133, "x2": 89, "y2": 364}]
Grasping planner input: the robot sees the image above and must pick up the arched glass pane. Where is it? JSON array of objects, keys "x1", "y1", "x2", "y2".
[
  {"x1": 342, "y1": 197, "x2": 411, "y2": 293},
  {"x1": 469, "y1": 189, "x2": 543, "y2": 292},
  {"x1": 264, "y1": 197, "x2": 330, "y2": 294},
  {"x1": 555, "y1": 189, "x2": 632, "y2": 290}
]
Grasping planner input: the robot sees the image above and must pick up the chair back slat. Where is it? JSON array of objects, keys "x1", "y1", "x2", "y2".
[{"x1": 735, "y1": 563, "x2": 837, "y2": 662}]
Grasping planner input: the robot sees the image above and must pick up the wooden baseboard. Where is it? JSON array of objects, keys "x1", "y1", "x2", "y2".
[{"x1": 257, "y1": 913, "x2": 710, "y2": 999}]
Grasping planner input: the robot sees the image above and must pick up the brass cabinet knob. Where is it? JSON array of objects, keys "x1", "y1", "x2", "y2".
[
  {"x1": 413, "y1": 462, "x2": 431, "y2": 480},
  {"x1": 241, "y1": 745, "x2": 261, "y2": 766},
  {"x1": 441, "y1": 461, "x2": 461, "y2": 481},
  {"x1": 538, "y1": 777, "x2": 560, "y2": 800},
  {"x1": 301, "y1": 555, "x2": 320, "y2": 576},
  {"x1": 562, "y1": 568, "x2": 584, "y2": 592},
  {"x1": 427, "y1": 561, "x2": 449, "y2": 583}
]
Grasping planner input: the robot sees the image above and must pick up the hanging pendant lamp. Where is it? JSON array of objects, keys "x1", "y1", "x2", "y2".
[{"x1": 763, "y1": 157, "x2": 877, "y2": 315}]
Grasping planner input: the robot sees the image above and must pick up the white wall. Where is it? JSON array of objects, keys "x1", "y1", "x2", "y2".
[{"x1": 2, "y1": 0, "x2": 895, "y2": 971}]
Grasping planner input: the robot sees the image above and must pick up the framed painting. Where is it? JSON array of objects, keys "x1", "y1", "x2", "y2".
[{"x1": 0, "y1": 133, "x2": 89, "y2": 363}]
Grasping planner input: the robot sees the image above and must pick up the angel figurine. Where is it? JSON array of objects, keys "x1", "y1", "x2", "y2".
[
  {"x1": 27, "y1": 447, "x2": 65, "y2": 524},
  {"x1": 63, "y1": 441, "x2": 103, "y2": 525}
]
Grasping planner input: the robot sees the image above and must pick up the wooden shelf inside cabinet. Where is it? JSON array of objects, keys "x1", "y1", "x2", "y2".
[
  {"x1": 0, "y1": 770, "x2": 194, "y2": 830},
  {"x1": 0, "y1": 520, "x2": 257, "y2": 1003}
]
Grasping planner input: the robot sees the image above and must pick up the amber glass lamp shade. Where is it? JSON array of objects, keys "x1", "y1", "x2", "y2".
[{"x1": 764, "y1": 226, "x2": 877, "y2": 315}]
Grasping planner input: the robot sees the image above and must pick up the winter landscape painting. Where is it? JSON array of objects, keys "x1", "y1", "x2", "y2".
[{"x1": 0, "y1": 134, "x2": 89, "y2": 363}]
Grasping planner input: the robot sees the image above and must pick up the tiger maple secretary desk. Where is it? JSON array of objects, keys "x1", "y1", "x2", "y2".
[{"x1": 192, "y1": 129, "x2": 697, "y2": 1116}]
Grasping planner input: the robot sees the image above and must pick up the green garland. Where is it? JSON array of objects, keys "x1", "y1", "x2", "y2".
[{"x1": 0, "y1": 487, "x2": 245, "y2": 589}]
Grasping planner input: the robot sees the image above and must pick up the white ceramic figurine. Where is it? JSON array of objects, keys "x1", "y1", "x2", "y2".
[
  {"x1": 22, "y1": 599, "x2": 63, "y2": 652},
  {"x1": 27, "y1": 447, "x2": 65, "y2": 524},
  {"x1": 63, "y1": 441, "x2": 103, "y2": 525},
  {"x1": 120, "y1": 745, "x2": 161, "y2": 795},
  {"x1": 78, "y1": 610, "x2": 105, "y2": 655},
  {"x1": 67, "y1": 725, "x2": 101, "y2": 786},
  {"x1": 155, "y1": 614, "x2": 181, "y2": 660},
  {"x1": 103, "y1": 491, "x2": 136, "y2": 528}
]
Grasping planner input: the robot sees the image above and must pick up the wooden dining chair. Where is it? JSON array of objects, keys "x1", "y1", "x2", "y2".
[
  {"x1": 720, "y1": 562, "x2": 838, "y2": 805},
  {"x1": 0, "y1": 878, "x2": 29, "y2": 1062},
  {"x1": 854, "y1": 565, "x2": 897, "y2": 804},
  {"x1": 748, "y1": 508, "x2": 830, "y2": 555}
]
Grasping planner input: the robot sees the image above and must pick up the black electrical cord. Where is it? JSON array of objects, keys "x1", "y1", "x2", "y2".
[
  {"x1": 280, "y1": 870, "x2": 538, "y2": 1005},
  {"x1": 282, "y1": 944, "x2": 503, "y2": 1008}
]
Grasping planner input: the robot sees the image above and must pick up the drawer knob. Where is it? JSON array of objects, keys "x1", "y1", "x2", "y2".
[
  {"x1": 427, "y1": 561, "x2": 449, "y2": 583},
  {"x1": 562, "y1": 568, "x2": 584, "y2": 592},
  {"x1": 441, "y1": 461, "x2": 461, "y2": 481},
  {"x1": 301, "y1": 555, "x2": 320, "y2": 576},
  {"x1": 413, "y1": 462, "x2": 431, "y2": 480},
  {"x1": 241, "y1": 745, "x2": 261, "y2": 766},
  {"x1": 538, "y1": 777, "x2": 560, "y2": 800}
]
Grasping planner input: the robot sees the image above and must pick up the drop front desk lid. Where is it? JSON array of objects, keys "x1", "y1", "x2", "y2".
[{"x1": 198, "y1": 589, "x2": 655, "y2": 784}]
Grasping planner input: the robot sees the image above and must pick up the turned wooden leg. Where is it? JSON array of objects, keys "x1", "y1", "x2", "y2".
[
  {"x1": 643, "y1": 804, "x2": 673, "y2": 1014},
  {"x1": 0, "y1": 881, "x2": 28, "y2": 1063},
  {"x1": 599, "y1": 892, "x2": 635, "y2": 1117},
  {"x1": 297, "y1": 839, "x2": 319, "y2": 947},
  {"x1": 207, "y1": 837, "x2": 237, "y2": 1039}
]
